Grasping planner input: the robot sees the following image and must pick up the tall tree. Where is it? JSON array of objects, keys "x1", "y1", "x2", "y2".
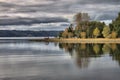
[
  {"x1": 74, "y1": 13, "x2": 82, "y2": 24},
  {"x1": 110, "y1": 12, "x2": 120, "y2": 38}
]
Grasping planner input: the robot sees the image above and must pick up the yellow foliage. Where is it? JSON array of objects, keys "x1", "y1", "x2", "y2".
[
  {"x1": 111, "y1": 31, "x2": 118, "y2": 38},
  {"x1": 102, "y1": 26, "x2": 111, "y2": 38},
  {"x1": 93, "y1": 44, "x2": 100, "y2": 54},
  {"x1": 93, "y1": 27, "x2": 100, "y2": 38},
  {"x1": 62, "y1": 31, "x2": 68, "y2": 38},
  {"x1": 111, "y1": 44, "x2": 117, "y2": 51},
  {"x1": 80, "y1": 32, "x2": 86, "y2": 38},
  {"x1": 68, "y1": 32, "x2": 74, "y2": 38}
]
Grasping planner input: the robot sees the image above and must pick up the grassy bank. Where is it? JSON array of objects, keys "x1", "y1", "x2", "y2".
[{"x1": 30, "y1": 38, "x2": 120, "y2": 43}]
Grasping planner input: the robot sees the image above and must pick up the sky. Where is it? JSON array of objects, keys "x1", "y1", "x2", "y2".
[{"x1": 0, "y1": 0, "x2": 120, "y2": 31}]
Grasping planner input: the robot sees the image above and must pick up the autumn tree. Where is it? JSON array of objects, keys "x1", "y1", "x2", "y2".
[
  {"x1": 80, "y1": 32, "x2": 86, "y2": 38},
  {"x1": 62, "y1": 28, "x2": 68, "y2": 38},
  {"x1": 93, "y1": 27, "x2": 100, "y2": 38},
  {"x1": 102, "y1": 26, "x2": 111, "y2": 38},
  {"x1": 61, "y1": 24, "x2": 74, "y2": 38}
]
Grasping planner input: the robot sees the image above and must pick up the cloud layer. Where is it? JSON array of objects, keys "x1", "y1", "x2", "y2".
[{"x1": 0, "y1": 0, "x2": 120, "y2": 30}]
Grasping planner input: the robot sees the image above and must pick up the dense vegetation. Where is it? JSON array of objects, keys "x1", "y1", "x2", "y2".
[{"x1": 59, "y1": 12, "x2": 120, "y2": 38}]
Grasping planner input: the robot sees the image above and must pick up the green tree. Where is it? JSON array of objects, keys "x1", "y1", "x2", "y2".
[
  {"x1": 110, "y1": 12, "x2": 120, "y2": 38},
  {"x1": 58, "y1": 32, "x2": 63, "y2": 38},
  {"x1": 111, "y1": 23, "x2": 120, "y2": 38}
]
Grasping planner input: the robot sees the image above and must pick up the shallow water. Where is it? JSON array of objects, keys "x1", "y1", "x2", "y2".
[{"x1": 0, "y1": 40, "x2": 120, "y2": 80}]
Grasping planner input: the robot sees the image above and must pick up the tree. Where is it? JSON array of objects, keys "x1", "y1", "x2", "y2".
[
  {"x1": 110, "y1": 12, "x2": 120, "y2": 38},
  {"x1": 62, "y1": 31, "x2": 68, "y2": 38},
  {"x1": 111, "y1": 24, "x2": 120, "y2": 38},
  {"x1": 62, "y1": 28, "x2": 68, "y2": 38},
  {"x1": 80, "y1": 32, "x2": 86, "y2": 38},
  {"x1": 74, "y1": 12, "x2": 90, "y2": 23},
  {"x1": 111, "y1": 31, "x2": 117, "y2": 38},
  {"x1": 74, "y1": 27, "x2": 81, "y2": 38},
  {"x1": 74, "y1": 13, "x2": 82, "y2": 24},
  {"x1": 58, "y1": 32, "x2": 63, "y2": 38},
  {"x1": 102, "y1": 26, "x2": 111, "y2": 38},
  {"x1": 68, "y1": 24, "x2": 74, "y2": 32},
  {"x1": 93, "y1": 27, "x2": 100, "y2": 38},
  {"x1": 68, "y1": 32, "x2": 74, "y2": 38}
]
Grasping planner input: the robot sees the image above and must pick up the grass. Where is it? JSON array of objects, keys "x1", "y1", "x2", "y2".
[{"x1": 30, "y1": 38, "x2": 120, "y2": 43}]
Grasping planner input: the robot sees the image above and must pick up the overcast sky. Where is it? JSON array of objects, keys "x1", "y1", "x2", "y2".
[{"x1": 0, "y1": 0, "x2": 120, "y2": 31}]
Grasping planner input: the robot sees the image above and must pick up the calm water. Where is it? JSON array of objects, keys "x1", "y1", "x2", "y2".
[{"x1": 0, "y1": 40, "x2": 120, "y2": 80}]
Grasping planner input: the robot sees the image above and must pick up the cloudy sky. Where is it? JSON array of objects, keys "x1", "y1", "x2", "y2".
[{"x1": 0, "y1": 0, "x2": 120, "y2": 31}]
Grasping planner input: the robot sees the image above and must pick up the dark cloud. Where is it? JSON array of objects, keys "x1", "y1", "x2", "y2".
[
  {"x1": 0, "y1": 0, "x2": 120, "y2": 30},
  {"x1": 0, "y1": 0, "x2": 120, "y2": 17},
  {"x1": 0, "y1": 2, "x2": 16, "y2": 7},
  {"x1": 0, "y1": 17, "x2": 68, "y2": 25},
  {"x1": 76, "y1": 0, "x2": 120, "y2": 5}
]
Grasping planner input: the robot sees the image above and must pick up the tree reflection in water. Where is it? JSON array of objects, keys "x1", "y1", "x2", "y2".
[{"x1": 59, "y1": 43, "x2": 120, "y2": 68}]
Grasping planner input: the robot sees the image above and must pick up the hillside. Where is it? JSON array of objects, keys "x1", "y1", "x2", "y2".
[{"x1": 0, "y1": 30, "x2": 61, "y2": 37}]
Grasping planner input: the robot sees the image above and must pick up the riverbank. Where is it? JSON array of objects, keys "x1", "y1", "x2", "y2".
[{"x1": 30, "y1": 38, "x2": 120, "y2": 43}]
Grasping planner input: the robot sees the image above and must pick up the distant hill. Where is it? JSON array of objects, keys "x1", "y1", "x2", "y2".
[{"x1": 0, "y1": 30, "x2": 62, "y2": 37}]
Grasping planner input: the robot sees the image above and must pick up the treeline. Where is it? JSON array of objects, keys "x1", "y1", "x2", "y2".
[
  {"x1": 0, "y1": 30, "x2": 61, "y2": 37},
  {"x1": 59, "y1": 12, "x2": 120, "y2": 38}
]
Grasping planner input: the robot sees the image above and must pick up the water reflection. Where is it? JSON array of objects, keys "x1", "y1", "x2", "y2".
[
  {"x1": 59, "y1": 43, "x2": 120, "y2": 68},
  {"x1": 0, "y1": 41, "x2": 120, "y2": 80}
]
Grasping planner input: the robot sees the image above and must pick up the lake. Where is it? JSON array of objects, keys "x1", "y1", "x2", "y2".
[{"x1": 0, "y1": 40, "x2": 120, "y2": 80}]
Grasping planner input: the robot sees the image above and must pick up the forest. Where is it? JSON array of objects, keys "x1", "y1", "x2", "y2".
[{"x1": 59, "y1": 12, "x2": 120, "y2": 38}]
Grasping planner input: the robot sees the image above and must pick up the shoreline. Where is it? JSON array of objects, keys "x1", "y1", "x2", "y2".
[{"x1": 30, "y1": 38, "x2": 120, "y2": 43}]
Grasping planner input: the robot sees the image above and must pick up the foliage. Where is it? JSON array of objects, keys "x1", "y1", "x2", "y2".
[
  {"x1": 80, "y1": 32, "x2": 86, "y2": 38},
  {"x1": 68, "y1": 32, "x2": 74, "y2": 38},
  {"x1": 111, "y1": 31, "x2": 118, "y2": 38},
  {"x1": 74, "y1": 12, "x2": 82, "y2": 24},
  {"x1": 93, "y1": 27, "x2": 100, "y2": 38},
  {"x1": 58, "y1": 12, "x2": 120, "y2": 38},
  {"x1": 102, "y1": 26, "x2": 111, "y2": 38},
  {"x1": 110, "y1": 12, "x2": 120, "y2": 38},
  {"x1": 74, "y1": 13, "x2": 90, "y2": 24},
  {"x1": 58, "y1": 31, "x2": 63, "y2": 38}
]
